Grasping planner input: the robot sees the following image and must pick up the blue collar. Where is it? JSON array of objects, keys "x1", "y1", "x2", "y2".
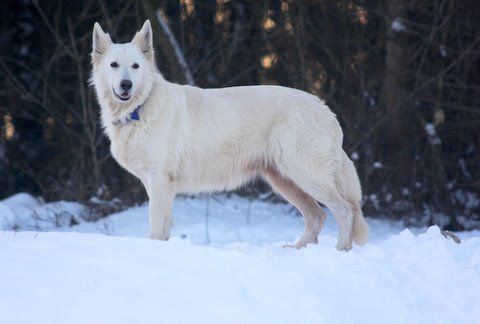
[
  {"x1": 112, "y1": 105, "x2": 141, "y2": 126},
  {"x1": 129, "y1": 106, "x2": 140, "y2": 121}
]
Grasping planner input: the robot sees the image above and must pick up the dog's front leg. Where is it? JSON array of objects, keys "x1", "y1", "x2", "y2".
[{"x1": 146, "y1": 175, "x2": 175, "y2": 240}]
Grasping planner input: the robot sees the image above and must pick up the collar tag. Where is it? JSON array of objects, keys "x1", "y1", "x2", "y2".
[{"x1": 129, "y1": 107, "x2": 140, "y2": 121}]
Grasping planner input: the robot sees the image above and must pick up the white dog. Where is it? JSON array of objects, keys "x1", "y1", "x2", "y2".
[{"x1": 90, "y1": 20, "x2": 368, "y2": 250}]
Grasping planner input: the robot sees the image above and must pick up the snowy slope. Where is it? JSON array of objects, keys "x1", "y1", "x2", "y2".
[{"x1": 1, "y1": 194, "x2": 479, "y2": 323}]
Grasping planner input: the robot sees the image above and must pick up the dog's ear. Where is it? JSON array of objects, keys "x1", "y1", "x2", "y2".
[
  {"x1": 92, "y1": 22, "x2": 112, "y2": 65},
  {"x1": 132, "y1": 20, "x2": 154, "y2": 62}
]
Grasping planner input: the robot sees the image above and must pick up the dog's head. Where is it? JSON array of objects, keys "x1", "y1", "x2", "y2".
[{"x1": 90, "y1": 20, "x2": 155, "y2": 105}]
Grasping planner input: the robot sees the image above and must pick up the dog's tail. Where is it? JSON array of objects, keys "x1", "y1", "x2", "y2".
[{"x1": 337, "y1": 151, "x2": 369, "y2": 246}]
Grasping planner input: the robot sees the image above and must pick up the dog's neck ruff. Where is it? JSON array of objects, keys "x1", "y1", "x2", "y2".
[{"x1": 112, "y1": 105, "x2": 142, "y2": 126}]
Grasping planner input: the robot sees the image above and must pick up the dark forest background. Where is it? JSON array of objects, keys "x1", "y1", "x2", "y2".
[{"x1": 1, "y1": 0, "x2": 479, "y2": 230}]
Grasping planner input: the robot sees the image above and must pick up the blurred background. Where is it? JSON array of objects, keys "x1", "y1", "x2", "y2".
[{"x1": 0, "y1": 0, "x2": 479, "y2": 229}]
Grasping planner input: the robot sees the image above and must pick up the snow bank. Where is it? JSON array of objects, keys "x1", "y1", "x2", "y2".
[
  {"x1": 1, "y1": 227, "x2": 479, "y2": 324},
  {"x1": 0, "y1": 193, "x2": 86, "y2": 231},
  {"x1": 0, "y1": 195, "x2": 479, "y2": 323},
  {"x1": 0, "y1": 193, "x2": 40, "y2": 228}
]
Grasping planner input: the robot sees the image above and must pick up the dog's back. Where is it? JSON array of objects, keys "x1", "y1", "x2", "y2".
[{"x1": 169, "y1": 84, "x2": 342, "y2": 194}]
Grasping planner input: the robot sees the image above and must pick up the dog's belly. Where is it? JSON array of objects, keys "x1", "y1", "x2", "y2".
[
  {"x1": 173, "y1": 155, "x2": 265, "y2": 194},
  {"x1": 175, "y1": 172, "x2": 257, "y2": 194}
]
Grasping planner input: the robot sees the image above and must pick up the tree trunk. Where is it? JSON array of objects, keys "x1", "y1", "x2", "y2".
[
  {"x1": 383, "y1": 0, "x2": 408, "y2": 140},
  {"x1": 382, "y1": 0, "x2": 412, "y2": 188}
]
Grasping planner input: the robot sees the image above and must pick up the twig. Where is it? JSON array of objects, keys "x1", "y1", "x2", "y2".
[
  {"x1": 205, "y1": 196, "x2": 210, "y2": 244},
  {"x1": 155, "y1": 10, "x2": 195, "y2": 85},
  {"x1": 441, "y1": 230, "x2": 461, "y2": 244}
]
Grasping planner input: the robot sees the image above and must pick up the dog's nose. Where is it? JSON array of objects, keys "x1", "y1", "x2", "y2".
[{"x1": 120, "y1": 80, "x2": 132, "y2": 91}]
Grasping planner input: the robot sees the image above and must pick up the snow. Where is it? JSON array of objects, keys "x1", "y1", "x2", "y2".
[
  {"x1": 425, "y1": 123, "x2": 442, "y2": 145},
  {"x1": 425, "y1": 123, "x2": 436, "y2": 137},
  {"x1": 440, "y1": 45, "x2": 448, "y2": 58},
  {"x1": 459, "y1": 158, "x2": 472, "y2": 179},
  {"x1": 391, "y1": 18, "x2": 407, "y2": 32},
  {"x1": 362, "y1": 90, "x2": 376, "y2": 107},
  {"x1": 1, "y1": 193, "x2": 480, "y2": 323},
  {"x1": 373, "y1": 161, "x2": 383, "y2": 169},
  {"x1": 0, "y1": 193, "x2": 86, "y2": 231},
  {"x1": 401, "y1": 188, "x2": 411, "y2": 196}
]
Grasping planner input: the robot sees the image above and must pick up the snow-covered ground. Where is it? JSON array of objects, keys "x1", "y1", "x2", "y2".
[{"x1": 1, "y1": 193, "x2": 479, "y2": 323}]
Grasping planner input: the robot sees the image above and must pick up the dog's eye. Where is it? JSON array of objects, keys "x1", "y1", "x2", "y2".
[
  {"x1": 110, "y1": 62, "x2": 118, "y2": 68},
  {"x1": 132, "y1": 63, "x2": 139, "y2": 69}
]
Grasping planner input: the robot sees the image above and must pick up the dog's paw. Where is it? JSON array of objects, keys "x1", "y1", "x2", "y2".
[
  {"x1": 282, "y1": 243, "x2": 305, "y2": 249},
  {"x1": 335, "y1": 243, "x2": 352, "y2": 252},
  {"x1": 283, "y1": 236, "x2": 319, "y2": 249},
  {"x1": 147, "y1": 231, "x2": 169, "y2": 241}
]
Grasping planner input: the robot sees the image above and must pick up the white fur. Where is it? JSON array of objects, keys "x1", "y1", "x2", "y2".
[{"x1": 90, "y1": 20, "x2": 369, "y2": 250}]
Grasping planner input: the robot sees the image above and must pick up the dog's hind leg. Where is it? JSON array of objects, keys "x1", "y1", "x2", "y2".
[
  {"x1": 263, "y1": 168, "x2": 327, "y2": 249},
  {"x1": 289, "y1": 173, "x2": 356, "y2": 251},
  {"x1": 274, "y1": 155, "x2": 359, "y2": 251}
]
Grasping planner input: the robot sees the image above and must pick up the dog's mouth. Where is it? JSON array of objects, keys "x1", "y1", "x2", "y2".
[{"x1": 113, "y1": 89, "x2": 131, "y2": 101}]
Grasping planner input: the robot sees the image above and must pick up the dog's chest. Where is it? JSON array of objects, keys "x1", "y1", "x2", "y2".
[{"x1": 110, "y1": 127, "x2": 149, "y2": 177}]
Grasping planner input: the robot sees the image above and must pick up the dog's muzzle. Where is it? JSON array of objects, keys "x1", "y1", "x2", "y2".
[
  {"x1": 113, "y1": 88, "x2": 131, "y2": 101},
  {"x1": 113, "y1": 79, "x2": 133, "y2": 101}
]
